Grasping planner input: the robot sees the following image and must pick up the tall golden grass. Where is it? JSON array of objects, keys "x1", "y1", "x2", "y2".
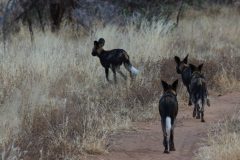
[
  {"x1": 195, "y1": 110, "x2": 240, "y2": 160},
  {"x1": 0, "y1": 6, "x2": 239, "y2": 159}
]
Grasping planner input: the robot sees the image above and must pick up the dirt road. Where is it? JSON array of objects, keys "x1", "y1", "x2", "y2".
[{"x1": 87, "y1": 92, "x2": 240, "y2": 160}]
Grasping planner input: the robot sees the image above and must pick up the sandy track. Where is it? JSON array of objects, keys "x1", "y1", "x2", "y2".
[{"x1": 87, "y1": 92, "x2": 240, "y2": 160}]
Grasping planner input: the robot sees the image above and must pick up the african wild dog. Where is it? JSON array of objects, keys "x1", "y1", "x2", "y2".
[
  {"x1": 189, "y1": 63, "x2": 210, "y2": 122},
  {"x1": 174, "y1": 55, "x2": 192, "y2": 106},
  {"x1": 159, "y1": 80, "x2": 178, "y2": 153},
  {"x1": 92, "y1": 38, "x2": 139, "y2": 83}
]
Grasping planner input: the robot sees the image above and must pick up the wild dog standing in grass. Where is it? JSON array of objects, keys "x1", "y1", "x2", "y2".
[
  {"x1": 174, "y1": 55, "x2": 192, "y2": 106},
  {"x1": 159, "y1": 80, "x2": 178, "y2": 153},
  {"x1": 189, "y1": 63, "x2": 210, "y2": 122},
  {"x1": 91, "y1": 38, "x2": 139, "y2": 83}
]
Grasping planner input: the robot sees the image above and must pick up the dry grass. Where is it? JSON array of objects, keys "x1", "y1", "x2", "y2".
[
  {"x1": 195, "y1": 110, "x2": 240, "y2": 160},
  {"x1": 0, "y1": 6, "x2": 239, "y2": 159}
]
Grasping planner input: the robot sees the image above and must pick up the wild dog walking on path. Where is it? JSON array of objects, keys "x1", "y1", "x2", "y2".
[
  {"x1": 174, "y1": 55, "x2": 192, "y2": 106},
  {"x1": 91, "y1": 38, "x2": 139, "y2": 83},
  {"x1": 189, "y1": 63, "x2": 210, "y2": 122},
  {"x1": 159, "y1": 80, "x2": 178, "y2": 153}
]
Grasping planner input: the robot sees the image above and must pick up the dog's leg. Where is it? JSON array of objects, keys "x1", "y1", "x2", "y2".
[
  {"x1": 161, "y1": 120, "x2": 169, "y2": 153},
  {"x1": 196, "y1": 105, "x2": 200, "y2": 119},
  {"x1": 163, "y1": 136, "x2": 168, "y2": 153},
  {"x1": 170, "y1": 128, "x2": 175, "y2": 151},
  {"x1": 201, "y1": 106, "x2": 205, "y2": 122},
  {"x1": 129, "y1": 71, "x2": 134, "y2": 80},
  {"x1": 204, "y1": 84, "x2": 210, "y2": 107},
  {"x1": 187, "y1": 86, "x2": 192, "y2": 106},
  {"x1": 118, "y1": 71, "x2": 127, "y2": 80},
  {"x1": 116, "y1": 67, "x2": 127, "y2": 80},
  {"x1": 193, "y1": 106, "x2": 197, "y2": 118},
  {"x1": 206, "y1": 90, "x2": 210, "y2": 107},
  {"x1": 111, "y1": 67, "x2": 117, "y2": 84},
  {"x1": 201, "y1": 111, "x2": 205, "y2": 122},
  {"x1": 207, "y1": 99, "x2": 210, "y2": 107},
  {"x1": 105, "y1": 67, "x2": 110, "y2": 82}
]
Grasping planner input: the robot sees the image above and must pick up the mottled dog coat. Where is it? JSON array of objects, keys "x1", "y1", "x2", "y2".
[
  {"x1": 189, "y1": 63, "x2": 210, "y2": 122},
  {"x1": 159, "y1": 80, "x2": 178, "y2": 153},
  {"x1": 174, "y1": 55, "x2": 192, "y2": 106},
  {"x1": 92, "y1": 38, "x2": 139, "y2": 83}
]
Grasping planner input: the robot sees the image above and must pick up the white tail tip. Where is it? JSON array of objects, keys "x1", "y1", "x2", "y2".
[
  {"x1": 130, "y1": 66, "x2": 139, "y2": 76},
  {"x1": 166, "y1": 117, "x2": 171, "y2": 131},
  {"x1": 166, "y1": 116, "x2": 171, "y2": 152}
]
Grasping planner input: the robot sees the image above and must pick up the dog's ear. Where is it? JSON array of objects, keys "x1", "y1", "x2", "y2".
[
  {"x1": 198, "y1": 63, "x2": 204, "y2": 72},
  {"x1": 161, "y1": 80, "x2": 169, "y2": 92},
  {"x1": 189, "y1": 63, "x2": 196, "y2": 72},
  {"x1": 183, "y1": 54, "x2": 188, "y2": 64},
  {"x1": 94, "y1": 41, "x2": 98, "y2": 46},
  {"x1": 98, "y1": 38, "x2": 105, "y2": 47},
  {"x1": 172, "y1": 79, "x2": 178, "y2": 91},
  {"x1": 174, "y1": 56, "x2": 180, "y2": 64}
]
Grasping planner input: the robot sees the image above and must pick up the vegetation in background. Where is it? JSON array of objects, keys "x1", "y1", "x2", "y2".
[
  {"x1": 0, "y1": 2, "x2": 239, "y2": 160},
  {"x1": 195, "y1": 110, "x2": 240, "y2": 160}
]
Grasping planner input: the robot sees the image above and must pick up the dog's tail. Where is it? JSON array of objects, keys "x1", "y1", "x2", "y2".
[
  {"x1": 165, "y1": 116, "x2": 171, "y2": 151},
  {"x1": 123, "y1": 54, "x2": 139, "y2": 76}
]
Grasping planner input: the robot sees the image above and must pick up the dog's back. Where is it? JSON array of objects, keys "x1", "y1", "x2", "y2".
[
  {"x1": 100, "y1": 49, "x2": 128, "y2": 66},
  {"x1": 181, "y1": 67, "x2": 191, "y2": 87},
  {"x1": 159, "y1": 93, "x2": 178, "y2": 119},
  {"x1": 190, "y1": 71, "x2": 207, "y2": 106}
]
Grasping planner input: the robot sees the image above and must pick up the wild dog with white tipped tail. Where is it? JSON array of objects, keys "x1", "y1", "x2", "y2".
[
  {"x1": 174, "y1": 55, "x2": 192, "y2": 106},
  {"x1": 189, "y1": 63, "x2": 210, "y2": 122},
  {"x1": 159, "y1": 80, "x2": 178, "y2": 153},
  {"x1": 91, "y1": 38, "x2": 139, "y2": 83}
]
